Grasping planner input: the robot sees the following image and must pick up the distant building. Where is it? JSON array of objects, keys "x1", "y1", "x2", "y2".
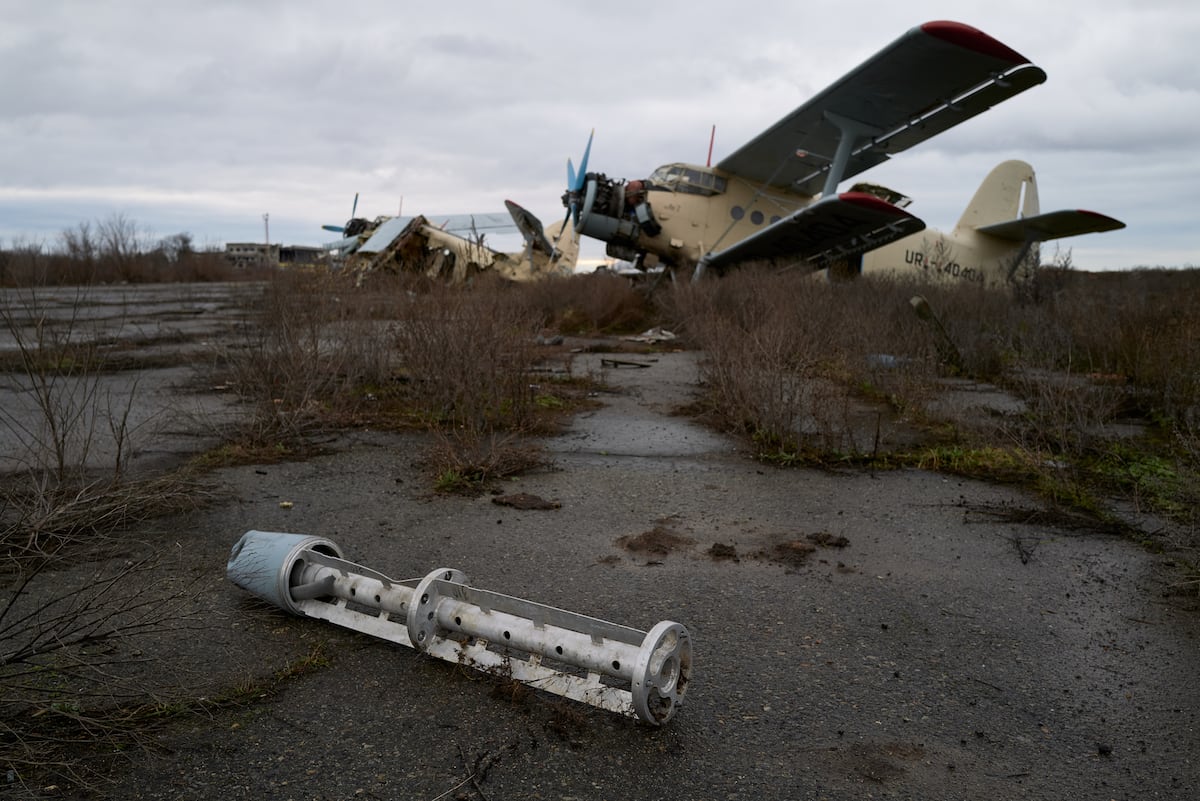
[
  {"x1": 225, "y1": 242, "x2": 278, "y2": 269},
  {"x1": 224, "y1": 243, "x2": 327, "y2": 269}
]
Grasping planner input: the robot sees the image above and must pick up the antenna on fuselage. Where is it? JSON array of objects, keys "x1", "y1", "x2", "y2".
[{"x1": 706, "y1": 125, "x2": 716, "y2": 167}]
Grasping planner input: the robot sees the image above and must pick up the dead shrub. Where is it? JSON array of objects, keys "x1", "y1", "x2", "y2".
[
  {"x1": 663, "y1": 270, "x2": 943, "y2": 455},
  {"x1": 424, "y1": 428, "x2": 547, "y2": 494},
  {"x1": 390, "y1": 276, "x2": 546, "y2": 433},
  {"x1": 0, "y1": 286, "x2": 213, "y2": 562},
  {"x1": 1, "y1": 472, "x2": 213, "y2": 563},
  {"x1": 214, "y1": 270, "x2": 395, "y2": 446},
  {"x1": 0, "y1": 551, "x2": 211, "y2": 794},
  {"x1": 518, "y1": 272, "x2": 654, "y2": 335}
]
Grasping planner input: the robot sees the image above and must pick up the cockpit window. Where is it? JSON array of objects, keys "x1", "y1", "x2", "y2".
[{"x1": 647, "y1": 164, "x2": 726, "y2": 195}]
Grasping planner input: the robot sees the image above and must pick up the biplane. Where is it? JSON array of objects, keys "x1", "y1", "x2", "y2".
[{"x1": 559, "y1": 21, "x2": 1056, "y2": 280}]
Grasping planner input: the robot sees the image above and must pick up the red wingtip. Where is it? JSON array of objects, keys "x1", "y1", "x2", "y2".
[
  {"x1": 838, "y1": 191, "x2": 919, "y2": 219},
  {"x1": 921, "y1": 20, "x2": 1032, "y2": 65}
]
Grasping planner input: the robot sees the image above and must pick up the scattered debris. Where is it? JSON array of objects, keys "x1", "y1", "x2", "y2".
[
  {"x1": 492, "y1": 493, "x2": 561, "y2": 510},
  {"x1": 743, "y1": 532, "x2": 852, "y2": 568},
  {"x1": 622, "y1": 327, "x2": 677, "y2": 344},
  {"x1": 601, "y1": 357, "x2": 653, "y2": 368},
  {"x1": 617, "y1": 524, "x2": 694, "y2": 556},
  {"x1": 770, "y1": 540, "x2": 817, "y2": 566},
  {"x1": 706, "y1": 542, "x2": 739, "y2": 561},
  {"x1": 807, "y1": 531, "x2": 850, "y2": 548}
]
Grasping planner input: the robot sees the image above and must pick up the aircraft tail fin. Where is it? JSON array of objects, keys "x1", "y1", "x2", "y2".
[
  {"x1": 957, "y1": 160, "x2": 1125, "y2": 243},
  {"x1": 955, "y1": 159, "x2": 1040, "y2": 230}
]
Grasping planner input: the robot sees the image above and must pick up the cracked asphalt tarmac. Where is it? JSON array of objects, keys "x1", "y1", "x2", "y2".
[{"x1": 95, "y1": 346, "x2": 1199, "y2": 800}]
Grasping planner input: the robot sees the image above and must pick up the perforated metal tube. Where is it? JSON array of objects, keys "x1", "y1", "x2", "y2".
[{"x1": 226, "y1": 530, "x2": 692, "y2": 725}]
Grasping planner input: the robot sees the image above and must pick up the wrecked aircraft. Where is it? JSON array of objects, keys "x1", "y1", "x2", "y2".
[{"x1": 324, "y1": 200, "x2": 577, "y2": 284}]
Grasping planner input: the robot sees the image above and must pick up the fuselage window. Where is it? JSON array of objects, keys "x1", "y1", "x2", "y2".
[{"x1": 648, "y1": 165, "x2": 726, "y2": 196}]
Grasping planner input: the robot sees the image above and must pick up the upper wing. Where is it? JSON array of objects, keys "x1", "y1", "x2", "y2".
[
  {"x1": 716, "y1": 21, "x2": 1047, "y2": 195},
  {"x1": 358, "y1": 212, "x2": 517, "y2": 255},
  {"x1": 701, "y1": 192, "x2": 925, "y2": 274},
  {"x1": 975, "y1": 209, "x2": 1126, "y2": 242}
]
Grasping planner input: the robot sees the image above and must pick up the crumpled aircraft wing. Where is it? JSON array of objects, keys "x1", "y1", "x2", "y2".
[
  {"x1": 701, "y1": 192, "x2": 925, "y2": 274},
  {"x1": 358, "y1": 212, "x2": 517, "y2": 254},
  {"x1": 504, "y1": 200, "x2": 557, "y2": 255},
  {"x1": 975, "y1": 210, "x2": 1126, "y2": 242},
  {"x1": 716, "y1": 21, "x2": 1047, "y2": 195}
]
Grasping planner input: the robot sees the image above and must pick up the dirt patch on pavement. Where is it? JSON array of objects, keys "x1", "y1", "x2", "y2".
[
  {"x1": 616, "y1": 519, "x2": 695, "y2": 556},
  {"x1": 491, "y1": 492, "x2": 561, "y2": 510}
]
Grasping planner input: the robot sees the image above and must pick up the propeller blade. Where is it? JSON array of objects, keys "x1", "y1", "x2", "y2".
[
  {"x1": 567, "y1": 158, "x2": 577, "y2": 195},
  {"x1": 574, "y1": 129, "x2": 594, "y2": 191},
  {"x1": 321, "y1": 224, "x2": 345, "y2": 233},
  {"x1": 351, "y1": 192, "x2": 359, "y2": 218}
]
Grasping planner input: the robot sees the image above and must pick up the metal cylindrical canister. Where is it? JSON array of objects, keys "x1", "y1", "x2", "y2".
[{"x1": 226, "y1": 530, "x2": 342, "y2": 614}]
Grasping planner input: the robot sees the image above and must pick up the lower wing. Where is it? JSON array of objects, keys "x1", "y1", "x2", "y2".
[{"x1": 701, "y1": 193, "x2": 925, "y2": 274}]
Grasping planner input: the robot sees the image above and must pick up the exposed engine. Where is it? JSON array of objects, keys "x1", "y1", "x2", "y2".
[
  {"x1": 565, "y1": 173, "x2": 662, "y2": 262},
  {"x1": 342, "y1": 217, "x2": 373, "y2": 237}
]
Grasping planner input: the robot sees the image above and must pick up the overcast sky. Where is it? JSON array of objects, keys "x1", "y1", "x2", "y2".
[{"x1": 2, "y1": 0, "x2": 1196, "y2": 269}]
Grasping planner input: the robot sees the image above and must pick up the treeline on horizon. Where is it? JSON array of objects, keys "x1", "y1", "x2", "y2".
[
  {"x1": 0, "y1": 214, "x2": 267, "y2": 286},
  {"x1": 1, "y1": 212, "x2": 1195, "y2": 288}
]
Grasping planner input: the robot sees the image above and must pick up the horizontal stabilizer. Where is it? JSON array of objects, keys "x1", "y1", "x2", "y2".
[
  {"x1": 976, "y1": 210, "x2": 1126, "y2": 242},
  {"x1": 704, "y1": 192, "x2": 925, "y2": 273}
]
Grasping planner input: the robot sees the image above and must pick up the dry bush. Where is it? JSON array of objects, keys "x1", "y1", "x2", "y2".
[
  {"x1": 1054, "y1": 269, "x2": 1200, "y2": 425},
  {"x1": 517, "y1": 272, "x2": 654, "y2": 335},
  {"x1": 0, "y1": 286, "x2": 212, "y2": 562},
  {"x1": 0, "y1": 551, "x2": 210, "y2": 794},
  {"x1": 390, "y1": 275, "x2": 547, "y2": 433},
  {"x1": 424, "y1": 428, "x2": 548, "y2": 494},
  {"x1": 663, "y1": 264, "x2": 1199, "y2": 537},
  {"x1": 215, "y1": 270, "x2": 396, "y2": 446},
  {"x1": 0, "y1": 287, "x2": 128, "y2": 487},
  {"x1": 0, "y1": 283, "x2": 217, "y2": 790},
  {"x1": 2, "y1": 472, "x2": 213, "y2": 565},
  {"x1": 937, "y1": 269, "x2": 1200, "y2": 466},
  {"x1": 663, "y1": 269, "x2": 943, "y2": 455}
]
